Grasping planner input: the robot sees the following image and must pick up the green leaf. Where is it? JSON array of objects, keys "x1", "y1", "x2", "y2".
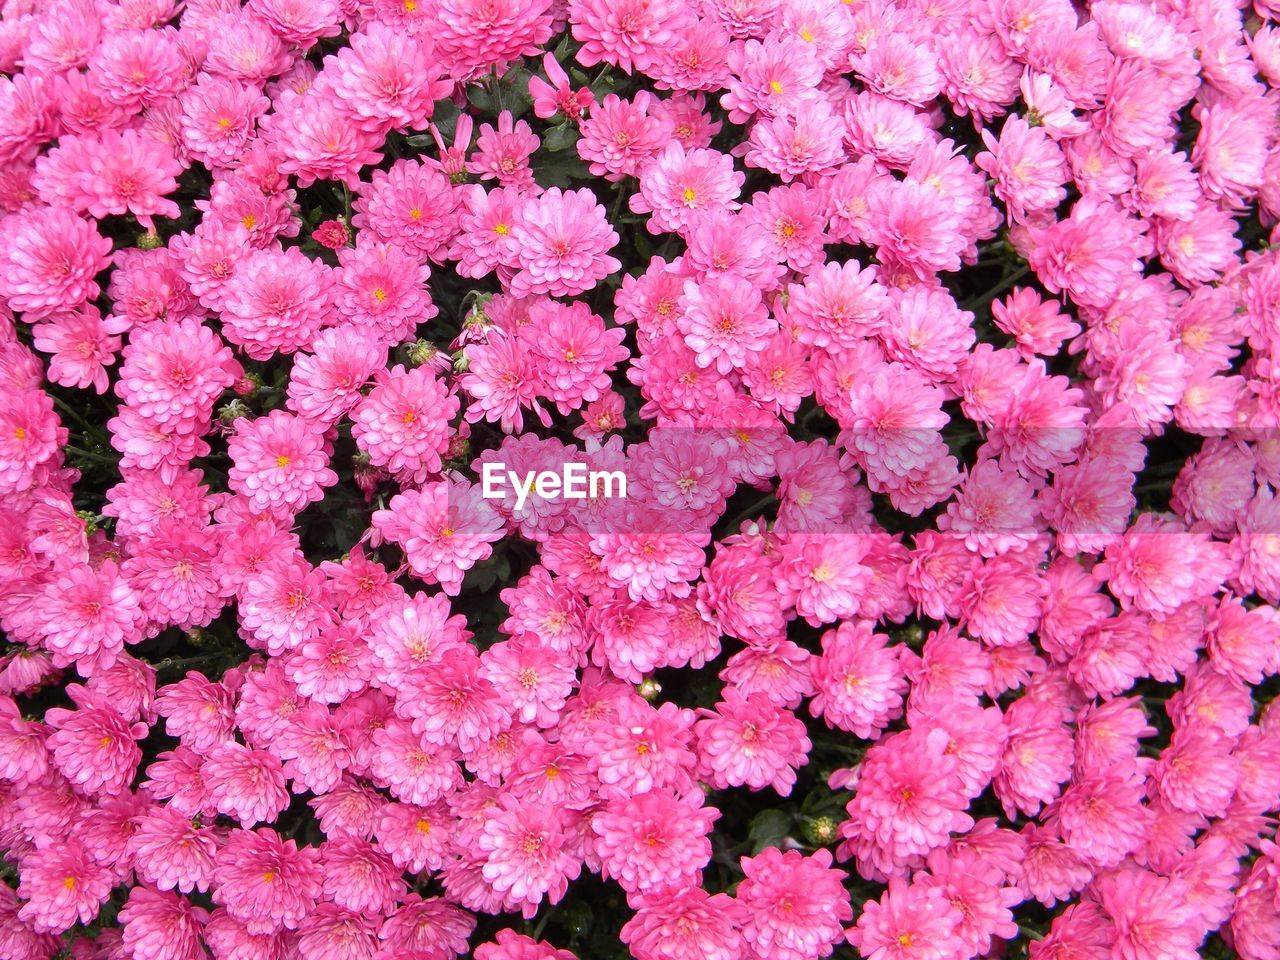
[
  {"x1": 747, "y1": 809, "x2": 792, "y2": 854},
  {"x1": 543, "y1": 122, "x2": 580, "y2": 153}
]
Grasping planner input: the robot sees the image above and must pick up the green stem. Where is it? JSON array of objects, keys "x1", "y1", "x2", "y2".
[{"x1": 65, "y1": 445, "x2": 117, "y2": 466}]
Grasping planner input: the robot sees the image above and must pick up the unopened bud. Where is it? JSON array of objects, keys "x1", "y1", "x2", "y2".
[
  {"x1": 406, "y1": 340, "x2": 439, "y2": 367},
  {"x1": 137, "y1": 229, "x2": 163, "y2": 250},
  {"x1": 802, "y1": 815, "x2": 839, "y2": 846},
  {"x1": 638, "y1": 678, "x2": 662, "y2": 701}
]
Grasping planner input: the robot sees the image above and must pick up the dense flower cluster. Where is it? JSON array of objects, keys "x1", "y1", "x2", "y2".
[{"x1": 1, "y1": 0, "x2": 1280, "y2": 959}]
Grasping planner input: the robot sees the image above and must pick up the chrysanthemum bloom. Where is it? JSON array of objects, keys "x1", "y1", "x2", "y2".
[
  {"x1": 202, "y1": 741, "x2": 291, "y2": 826},
  {"x1": 129, "y1": 806, "x2": 219, "y2": 894},
  {"x1": 269, "y1": 94, "x2": 386, "y2": 189},
  {"x1": 365, "y1": 591, "x2": 470, "y2": 691},
  {"x1": 316, "y1": 837, "x2": 405, "y2": 915},
  {"x1": 676, "y1": 275, "x2": 775, "y2": 375},
  {"x1": 838, "y1": 726, "x2": 976, "y2": 881},
  {"x1": 377, "y1": 897, "x2": 477, "y2": 958},
  {"x1": 736, "y1": 847, "x2": 852, "y2": 960},
  {"x1": 370, "y1": 718, "x2": 463, "y2": 805},
  {"x1": 353, "y1": 159, "x2": 461, "y2": 265},
  {"x1": 118, "y1": 887, "x2": 209, "y2": 960},
  {"x1": 809, "y1": 620, "x2": 907, "y2": 739},
  {"x1": 406, "y1": 648, "x2": 510, "y2": 755},
  {"x1": 351, "y1": 365, "x2": 458, "y2": 484},
  {"x1": 114, "y1": 318, "x2": 239, "y2": 430},
  {"x1": 433, "y1": 0, "x2": 555, "y2": 74},
  {"x1": 529, "y1": 52, "x2": 595, "y2": 121},
  {"x1": 286, "y1": 622, "x2": 372, "y2": 706},
  {"x1": 0, "y1": 205, "x2": 113, "y2": 319},
  {"x1": 631, "y1": 143, "x2": 744, "y2": 235},
  {"x1": 220, "y1": 246, "x2": 335, "y2": 361},
  {"x1": 334, "y1": 240, "x2": 437, "y2": 347},
  {"x1": 507, "y1": 187, "x2": 621, "y2": 298},
  {"x1": 286, "y1": 326, "x2": 385, "y2": 425},
  {"x1": 87, "y1": 26, "x2": 187, "y2": 110},
  {"x1": 478, "y1": 795, "x2": 582, "y2": 918},
  {"x1": 326, "y1": 22, "x2": 451, "y2": 132},
  {"x1": 619, "y1": 887, "x2": 745, "y2": 960},
  {"x1": 591, "y1": 789, "x2": 718, "y2": 899},
  {"x1": 468, "y1": 111, "x2": 541, "y2": 187},
  {"x1": 569, "y1": 0, "x2": 692, "y2": 73},
  {"x1": 17, "y1": 838, "x2": 114, "y2": 934},
  {"x1": 1094, "y1": 868, "x2": 1205, "y2": 960},
  {"x1": 1047, "y1": 772, "x2": 1154, "y2": 869},
  {"x1": 0, "y1": 387, "x2": 64, "y2": 496},
  {"x1": 30, "y1": 307, "x2": 126, "y2": 394},
  {"x1": 37, "y1": 559, "x2": 142, "y2": 677},
  {"x1": 0, "y1": 882, "x2": 60, "y2": 959},
  {"x1": 698, "y1": 545, "x2": 786, "y2": 645},
  {"x1": 228, "y1": 411, "x2": 338, "y2": 516},
  {"x1": 475, "y1": 929, "x2": 579, "y2": 960},
  {"x1": 371, "y1": 482, "x2": 506, "y2": 595},
  {"x1": 578, "y1": 91, "x2": 672, "y2": 181},
  {"x1": 939, "y1": 459, "x2": 1042, "y2": 558},
  {"x1": 239, "y1": 555, "x2": 336, "y2": 657},
  {"x1": 587, "y1": 697, "x2": 699, "y2": 800},
  {"x1": 1096, "y1": 513, "x2": 1233, "y2": 615},
  {"x1": 295, "y1": 903, "x2": 379, "y2": 960},
  {"x1": 480, "y1": 636, "x2": 576, "y2": 728},
  {"x1": 212, "y1": 828, "x2": 322, "y2": 934},
  {"x1": 45, "y1": 694, "x2": 146, "y2": 798},
  {"x1": 695, "y1": 686, "x2": 812, "y2": 795},
  {"x1": 178, "y1": 74, "x2": 270, "y2": 169},
  {"x1": 847, "y1": 876, "x2": 966, "y2": 960},
  {"x1": 376, "y1": 800, "x2": 456, "y2": 874}
]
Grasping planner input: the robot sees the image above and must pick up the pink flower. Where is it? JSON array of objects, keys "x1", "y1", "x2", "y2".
[
  {"x1": 678, "y1": 275, "x2": 776, "y2": 374},
  {"x1": 228, "y1": 411, "x2": 338, "y2": 516},
  {"x1": 569, "y1": 0, "x2": 692, "y2": 74},
  {"x1": 119, "y1": 887, "x2": 209, "y2": 960},
  {"x1": 529, "y1": 53, "x2": 595, "y2": 120},
  {"x1": 591, "y1": 789, "x2": 718, "y2": 898},
  {"x1": 17, "y1": 838, "x2": 114, "y2": 933},
  {"x1": 371, "y1": 481, "x2": 506, "y2": 595},
  {"x1": 352, "y1": 364, "x2": 458, "y2": 483},
  {"x1": 212, "y1": 828, "x2": 322, "y2": 934},
  {"x1": 809, "y1": 620, "x2": 907, "y2": 739},
  {"x1": 736, "y1": 847, "x2": 852, "y2": 960},
  {"x1": 695, "y1": 686, "x2": 811, "y2": 795},
  {"x1": 129, "y1": 807, "x2": 219, "y2": 894},
  {"x1": 620, "y1": 887, "x2": 745, "y2": 960},
  {"x1": 470, "y1": 111, "x2": 541, "y2": 188},
  {"x1": 327, "y1": 23, "x2": 451, "y2": 133},
  {"x1": 508, "y1": 187, "x2": 621, "y2": 298},
  {"x1": 0, "y1": 205, "x2": 113, "y2": 319},
  {"x1": 475, "y1": 929, "x2": 579, "y2": 960},
  {"x1": 220, "y1": 247, "x2": 334, "y2": 361},
  {"x1": 353, "y1": 159, "x2": 461, "y2": 264},
  {"x1": 846, "y1": 877, "x2": 965, "y2": 960},
  {"x1": 37, "y1": 559, "x2": 142, "y2": 677},
  {"x1": 631, "y1": 143, "x2": 744, "y2": 235},
  {"x1": 45, "y1": 694, "x2": 146, "y2": 798},
  {"x1": 203, "y1": 741, "x2": 291, "y2": 827},
  {"x1": 481, "y1": 636, "x2": 576, "y2": 728},
  {"x1": 478, "y1": 795, "x2": 582, "y2": 918},
  {"x1": 838, "y1": 727, "x2": 975, "y2": 881},
  {"x1": 31, "y1": 307, "x2": 126, "y2": 394},
  {"x1": 319, "y1": 838, "x2": 405, "y2": 915}
]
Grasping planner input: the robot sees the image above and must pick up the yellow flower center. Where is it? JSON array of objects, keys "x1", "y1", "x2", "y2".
[{"x1": 276, "y1": 455, "x2": 290, "y2": 468}]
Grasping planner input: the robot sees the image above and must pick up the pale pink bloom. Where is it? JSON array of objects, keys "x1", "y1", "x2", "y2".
[
  {"x1": 630, "y1": 143, "x2": 744, "y2": 235},
  {"x1": 569, "y1": 0, "x2": 692, "y2": 74},
  {"x1": 509, "y1": 187, "x2": 621, "y2": 298},
  {"x1": 352, "y1": 364, "x2": 458, "y2": 484},
  {"x1": 479, "y1": 795, "x2": 581, "y2": 918},
  {"x1": 845, "y1": 877, "x2": 964, "y2": 960},
  {"x1": 469, "y1": 111, "x2": 540, "y2": 188},
  {"x1": 737, "y1": 847, "x2": 852, "y2": 960}
]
